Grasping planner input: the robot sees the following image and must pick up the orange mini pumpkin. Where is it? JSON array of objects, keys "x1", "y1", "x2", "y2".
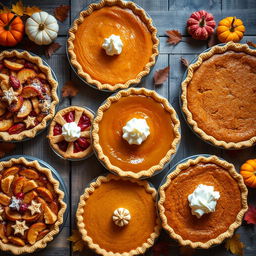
[
  {"x1": 0, "y1": 13, "x2": 24, "y2": 47},
  {"x1": 240, "y1": 159, "x2": 256, "y2": 188}
]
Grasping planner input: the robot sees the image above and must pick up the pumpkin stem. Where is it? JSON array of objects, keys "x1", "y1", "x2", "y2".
[
  {"x1": 230, "y1": 17, "x2": 236, "y2": 32},
  {"x1": 4, "y1": 14, "x2": 18, "y2": 31},
  {"x1": 39, "y1": 23, "x2": 45, "y2": 31},
  {"x1": 199, "y1": 16, "x2": 205, "y2": 27}
]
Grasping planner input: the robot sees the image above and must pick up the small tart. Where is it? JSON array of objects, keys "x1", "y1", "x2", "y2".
[
  {"x1": 67, "y1": 0, "x2": 159, "y2": 91},
  {"x1": 92, "y1": 88, "x2": 181, "y2": 179},
  {"x1": 0, "y1": 50, "x2": 58, "y2": 141},
  {"x1": 158, "y1": 155, "x2": 248, "y2": 249},
  {"x1": 181, "y1": 42, "x2": 256, "y2": 149},
  {"x1": 48, "y1": 106, "x2": 93, "y2": 160},
  {"x1": 76, "y1": 174, "x2": 161, "y2": 256},
  {"x1": 0, "y1": 157, "x2": 66, "y2": 255}
]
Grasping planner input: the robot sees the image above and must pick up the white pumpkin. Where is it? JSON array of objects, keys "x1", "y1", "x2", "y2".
[{"x1": 25, "y1": 11, "x2": 59, "y2": 45}]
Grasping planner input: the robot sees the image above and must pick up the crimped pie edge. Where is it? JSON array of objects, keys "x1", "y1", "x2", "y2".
[
  {"x1": 158, "y1": 155, "x2": 248, "y2": 249},
  {"x1": 76, "y1": 174, "x2": 161, "y2": 256},
  {"x1": 67, "y1": 0, "x2": 159, "y2": 91}
]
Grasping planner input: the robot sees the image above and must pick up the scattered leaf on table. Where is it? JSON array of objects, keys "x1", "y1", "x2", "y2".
[
  {"x1": 11, "y1": 0, "x2": 24, "y2": 16},
  {"x1": 54, "y1": 5, "x2": 70, "y2": 22},
  {"x1": 180, "y1": 57, "x2": 189, "y2": 68},
  {"x1": 0, "y1": 3, "x2": 11, "y2": 14},
  {"x1": 154, "y1": 66, "x2": 170, "y2": 85},
  {"x1": 68, "y1": 229, "x2": 85, "y2": 252},
  {"x1": 208, "y1": 33, "x2": 219, "y2": 48},
  {"x1": 152, "y1": 241, "x2": 171, "y2": 256},
  {"x1": 19, "y1": 37, "x2": 42, "y2": 53},
  {"x1": 244, "y1": 205, "x2": 256, "y2": 225},
  {"x1": 45, "y1": 42, "x2": 61, "y2": 58},
  {"x1": 225, "y1": 234, "x2": 244, "y2": 256},
  {"x1": 24, "y1": 6, "x2": 42, "y2": 16},
  {"x1": 62, "y1": 81, "x2": 79, "y2": 98},
  {"x1": 0, "y1": 142, "x2": 16, "y2": 158},
  {"x1": 166, "y1": 30, "x2": 182, "y2": 45},
  {"x1": 247, "y1": 41, "x2": 256, "y2": 48},
  {"x1": 179, "y1": 246, "x2": 195, "y2": 256}
]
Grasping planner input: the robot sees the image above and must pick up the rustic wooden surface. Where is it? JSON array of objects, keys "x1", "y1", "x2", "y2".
[{"x1": 0, "y1": 0, "x2": 256, "y2": 255}]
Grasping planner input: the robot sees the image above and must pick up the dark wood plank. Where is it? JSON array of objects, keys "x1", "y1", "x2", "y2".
[
  {"x1": 169, "y1": 0, "x2": 221, "y2": 10},
  {"x1": 222, "y1": 0, "x2": 256, "y2": 9}
]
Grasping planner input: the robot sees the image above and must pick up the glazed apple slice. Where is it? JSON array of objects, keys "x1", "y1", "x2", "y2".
[
  {"x1": 0, "y1": 107, "x2": 6, "y2": 117},
  {"x1": 22, "y1": 212, "x2": 40, "y2": 222},
  {"x1": 0, "y1": 223, "x2": 8, "y2": 244},
  {"x1": 4, "y1": 207, "x2": 22, "y2": 221},
  {"x1": 19, "y1": 168, "x2": 39, "y2": 180},
  {"x1": 3, "y1": 59, "x2": 24, "y2": 71},
  {"x1": 16, "y1": 99, "x2": 32, "y2": 118},
  {"x1": 13, "y1": 176, "x2": 27, "y2": 195},
  {"x1": 1, "y1": 175, "x2": 14, "y2": 194},
  {"x1": 49, "y1": 201, "x2": 59, "y2": 216},
  {"x1": 27, "y1": 223, "x2": 46, "y2": 245},
  {"x1": 37, "y1": 197, "x2": 57, "y2": 224},
  {"x1": 0, "y1": 119, "x2": 13, "y2": 132},
  {"x1": 23, "y1": 190, "x2": 38, "y2": 204},
  {"x1": 8, "y1": 236, "x2": 25, "y2": 246},
  {"x1": 37, "y1": 229, "x2": 50, "y2": 241},
  {"x1": 2, "y1": 166, "x2": 20, "y2": 177},
  {"x1": 17, "y1": 68, "x2": 36, "y2": 84},
  {"x1": 0, "y1": 192, "x2": 10, "y2": 205},
  {"x1": 8, "y1": 122, "x2": 26, "y2": 135},
  {"x1": 8, "y1": 96, "x2": 23, "y2": 113},
  {"x1": 36, "y1": 187, "x2": 53, "y2": 202},
  {"x1": 23, "y1": 180, "x2": 38, "y2": 193},
  {"x1": 31, "y1": 97, "x2": 40, "y2": 114}
]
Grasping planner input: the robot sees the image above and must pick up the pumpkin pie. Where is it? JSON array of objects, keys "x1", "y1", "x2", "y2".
[
  {"x1": 48, "y1": 106, "x2": 93, "y2": 160},
  {"x1": 158, "y1": 155, "x2": 248, "y2": 248},
  {"x1": 92, "y1": 88, "x2": 181, "y2": 179},
  {"x1": 0, "y1": 50, "x2": 58, "y2": 141},
  {"x1": 0, "y1": 157, "x2": 66, "y2": 254},
  {"x1": 76, "y1": 174, "x2": 161, "y2": 255},
  {"x1": 181, "y1": 42, "x2": 256, "y2": 149},
  {"x1": 67, "y1": 0, "x2": 159, "y2": 91}
]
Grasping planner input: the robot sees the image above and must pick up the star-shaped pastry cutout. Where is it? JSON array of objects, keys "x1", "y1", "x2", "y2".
[
  {"x1": 12, "y1": 220, "x2": 29, "y2": 236},
  {"x1": 28, "y1": 200, "x2": 41, "y2": 215},
  {"x1": 2, "y1": 87, "x2": 18, "y2": 105},
  {"x1": 0, "y1": 206, "x2": 3, "y2": 221},
  {"x1": 39, "y1": 96, "x2": 51, "y2": 113},
  {"x1": 24, "y1": 115, "x2": 36, "y2": 128},
  {"x1": 9, "y1": 196, "x2": 21, "y2": 211}
]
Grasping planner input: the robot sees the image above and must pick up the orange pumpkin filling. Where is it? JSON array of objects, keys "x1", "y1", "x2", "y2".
[
  {"x1": 98, "y1": 95, "x2": 175, "y2": 172},
  {"x1": 73, "y1": 6, "x2": 153, "y2": 85}
]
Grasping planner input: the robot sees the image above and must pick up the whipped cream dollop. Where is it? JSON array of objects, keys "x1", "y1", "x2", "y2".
[
  {"x1": 122, "y1": 118, "x2": 150, "y2": 145},
  {"x1": 188, "y1": 184, "x2": 220, "y2": 218},
  {"x1": 112, "y1": 208, "x2": 131, "y2": 227},
  {"x1": 62, "y1": 122, "x2": 81, "y2": 142},
  {"x1": 102, "y1": 34, "x2": 123, "y2": 56}
]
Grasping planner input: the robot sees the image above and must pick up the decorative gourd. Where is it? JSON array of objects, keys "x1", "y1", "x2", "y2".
[
  {"x1": 0, "y1": 13, "x2": 24, "y2": 47},
  {"x1": 240, "y1": 159, "x2": 256, "y2": 188},
  {"x1": 187, "y1": 10, "x2": 216, "y2": 40},
  {"x1": 25, "y1": 11, "x2": 59, "y2": 45},
  {"x1": 217, "y1": 17, "x2": 245, "y2": 43}
]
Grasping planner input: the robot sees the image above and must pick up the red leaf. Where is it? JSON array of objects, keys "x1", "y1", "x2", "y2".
[
  {"x1": 180, "y1": 57, "x2": 189, "y2": 68},
  {"x1": 0, "y1": 142, "x2": 16, "y2": 158},
  {"x1": 166, "y1": 30, "x2": 182, "y2": 45},
  {"x1": 62, "y1": 81, "x2": 79, "y2": 98},
  {"x1": 152, "y1": 241, "x2": 170, "y2": 256},
  {"x1": 54, "y1": 5, "x2": 70, "y2": 22},
  {"x1": 247, "y1": 41, "x2": 256, "y2": 48},
  {"x1": 154, "y1": 66, "x2": 170, "y2": 85},
  {"x1": 45, "y1": 42, "x2": 61, "y2": 58},
  {"x1": 244, "y1": 205, "x2": 256, "y2": 224}
]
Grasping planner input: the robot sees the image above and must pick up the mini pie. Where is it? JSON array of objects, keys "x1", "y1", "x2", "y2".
[
  {"x1": 0, "y1": 50, "x2": 58, "y2": 141},
  {"x1": 158, "y1": 155, "x2": 248, "y2": 249},
  {"x1": 76, "y1": 174, "x2": 161, "y2": 255},
  {"x1": 67, "y1": 0, "x2": 159, "y2": 91},
  {"x1": 48, "y1": 106, "x2": 93, "y2": 160},
  {"x1": 92, "y1": 88, "x2": 181, "y2": 179},
  {"x1": 181, "y1": 42, "x2": 256, "y2": 149},
  {"x1": 0, "y1": 157, "x2": 66, "y2": 255}
]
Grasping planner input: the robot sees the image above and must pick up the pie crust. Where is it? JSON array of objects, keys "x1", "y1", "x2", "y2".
[
  {"x1": 0, "y1": 157, "x2": 67, "y2": 255},
  {"x1": 181, "y1": 42, "x2": 256, "y2": 149},
  {"x1": 76, "y1": 174, "x2": 161, "y2": 256},
  {"x1": 158, "y1": 155, "x2": 248, "y2": 249},
  {"x1": 67, "y1": 0, "x2": 159, "y2": 91},
  {"x1": 48, "y1": 106, "x2": 94, "y2": 159},
  {"x1": 92, "y1": 88, "x2": 181, "y2": 179},
  {"x1": 0, "y1": 50, "x2": 59, "y2": 142}
]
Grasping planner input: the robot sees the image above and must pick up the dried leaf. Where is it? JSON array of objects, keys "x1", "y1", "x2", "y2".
[
  {"x1": 11, "y1": 0, "x2": 24, "y2": 16},
  {"x1": 62, "y1": 81, "x2": 79, "y2": 98},
  {"x1": 152, "y1": 241, "x2": 171, "y2": 256},
  {"x1": 45, "y1": 42, "x2": 61, "y2": 58},
  {"x1": 54, "y1": 5, "x2": 70, "y2": 22},
  {"x1": 225, "y1": 234, "x2": 244, "y2": 256},
  {"x1": 244, "y1": 205, "x2": 256, "y2": 225},
  {"x1": 0, "y1": 142, "x2": 16, "y2": 158},
  {"x1": 68, "y1": 229, "x2": 85, "y2": 252},
  {"x1": 19, "y1": 37, "x2": 42, "y2": 53},
  {"x1": 166, "y1": 30, "x2": 182, "y2": 45},
  {"x1": 247, "y1": 41, "x2": 256, "y2": 48},
  {"x1": 208, "y1": 33, "x2": 219, "y2": 48},
  {"x1": 0, "y1": 3, "x2": 11, "y2": 14},
  {"x1": 154, "y1": 66, "x2": 170, "y2": 85},
  {"x1": 24, "y1": 6, "x2": 42, "y2": 16},
  {"x1": 180, "y1": 57, "x2": 189, "y2": 68},
  {"x1": 179, "y1": 246, "x2": 195, "y2": 256}
]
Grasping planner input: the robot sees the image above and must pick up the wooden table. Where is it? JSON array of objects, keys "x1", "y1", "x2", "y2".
[{"x1": 1, "y1": 0, "x2": 256, "y2": 255}]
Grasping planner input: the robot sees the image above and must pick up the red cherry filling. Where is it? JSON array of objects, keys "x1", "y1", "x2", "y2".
[
  {"x1": 53, "y1": 123, "x2": 62, "y2": 136},
  {"x1": 57, "y1": 140, "x2": 68, "y2": 152},
  {"x1": 10, "y1": 75, "x2": 21, "y2": 90},
  {"x1": 8, "y1": 123, "x2": 26, "y2": 135},
  {"x1": 24, "y1": 61, "x2": 35, "y2": 70},
  {"x1": 63, "y1": 111, "x2": 75, "y2": 123},
  {"x1": 16, "y1": 192, "x2": 24, "y2": 200},
  {"x1": 73, "y1": 137, "x2": 90, "y2": 153},
  {"x1": 19, "y1": 203, "x2": 28, "y2": 213},
  {"x1": 78, "y1": 114, "x2": 91, "y2": 131}
]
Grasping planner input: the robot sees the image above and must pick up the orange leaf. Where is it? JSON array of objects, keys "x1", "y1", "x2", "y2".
[
  {"x1": 180, "y1": 57, "x2": 189, "y2": 68},
  {"x1": 244, "y1": 205, "x2": 256, "y2": 224},
  {"x1": 68, "y1": 229, "x2": 85, "y2": 252},
  {"x1": 247, "y1": 41, "x2": 256, "y2": 48},
  {"x1": 179, "y1": 246, "x2": 195, "y2": 256},
  {"x1": 166, "y1": 30, "x2": 182, "y2": 45},
  {"x1": 0, "y1": 142, "x2": 16, "y2": 158},
  {"x1": 11, "y1": 0, "x2": 24, "y2": 16},
  {"x1": 24, "y1": 6, "x2": 42, "y2": 16},
  {"x1": 225, "y1": 234, "x2": 244, "y2": 256},
  {"x1": 154, "y1": 66, "x2": 170, "y2": 85},
  {"x1": 62, "y1": 81, "x2": 79, "y2": 98},
  {"x1": 54, "y1": 5, "x2": 70, "y2": 22},
  {"x1": 45, "y1": 42, "x2": 61, "y2": 58}
]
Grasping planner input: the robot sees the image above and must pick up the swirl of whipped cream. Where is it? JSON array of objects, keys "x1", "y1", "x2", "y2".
[
  {"x1": 122, "y1": 118, "x2": 150, "y2": 145},
  {"x1": 112, "y1": 208, "x2": 131, "y2": 227},
  {"x1": 102, "y1": 34, "x2": 123, "y2": 56},
  {"x1": 188, "y1": 184, "x2": 220, "y2": 218},
  {"x1": 62, "y1": 122, "x2": 81, "y2": 142}
]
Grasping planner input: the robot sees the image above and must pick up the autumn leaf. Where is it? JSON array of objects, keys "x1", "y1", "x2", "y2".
[
  {"x1": 45, "y1": 42, "x2": 61, "y2": 58},
  {"x1": 0, "y1": 3, "x2": 11, "y2": 14},
  {"x1": 62, "y1": 81, "x2": 79, "y2": 98},
  {"x1": 54, "y1": 5, "x2": 70, "y2": 22},
  {"x1": 24, "y1": 6, "x2": 42, "y2": 16},
  {"x1": 166, "y1": 30, "x2": 182, "y2": 45},
  {"x1": 208, "y1": 33, "x2": 219, "y2": 48},
  {"x1": 68, "y1": 229, "x2": 85, "y2": 252},
  {"x1": 247, "y1": 41, "x2": 256, "y2": 48},
  {"x1": 225, "y1": 234, "x2": 244, "y2": 256},
  {"x1": 11, "y1": 0, "x2": 24, "y2": 16},
  {"x1": 179, "y1": 246, "x2": 195, "y2": 256},
  {"x1": 0, "y1": 142, "x2": 16, "y2": 158},
  {"x1": 244, "y1": 205, "x2": 256, "y2": 225},
  {"x1": 154, "y1": 66, "x2": 170, "y2": 85},
  {"x1": 152, "y1": 241, "x2": 171, "y2": 256},
  {"x1": 180, "y1": 57, "x2": 189, "y2": 68}
]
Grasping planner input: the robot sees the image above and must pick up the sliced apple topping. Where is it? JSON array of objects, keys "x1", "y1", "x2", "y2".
[
  {"x1": 37, "y1": 229, "x2": 50, "y2": 241},
  {"x1": 23, "y1": 190, "x2": 38, "y2": 204},
  {"x1": 2, "y1": 166, "x2": 20, "y2": 177},
  {"x1": 0, "y1": 119, "x2": 13, "y2": 132},
  {"x1": 8, "y1": 96, "x2": 23, "y2": 113},
  {"x1": 22, "y1": 212, "x2": 40, "y2": 222},
  {"x1": 0, "y1": 192, "x2": 11, "y2": 206},
  {"x1": 1, "y1": 175, "x2": 14, "y2": 194},
  {"x1": 8, "y1": 236, "x2": 25, "y2": 246},
  {"x1": 23, "y1": 180, "x2": 38, "y2": 193},
  {"x1": 17, "y1": 99, "x2": 32, "y2": 118},
  {"x1": 36, "y1": 187, "x2": 53, "y2": 202},
  {"x1": 27, "y1": 223, "x2": 46, "y2": 245},
  {"x1": 19, "y1": 168, "x2": 39, "y2": 180},
  {"x1": 4, "y1": 207, "x2": 21, "y2": 221},
  {"x1": 31, "y1": 97, "x2": 40, "y2": 114},
  {"x1": 3, "y1": 59, "x2": 24, "y2": 71},
  {"x1": 8, "y1": 122, "x2": 26, "y2": 135},
  {"x1": 17, "y1": 68, "x2": 36, "y2": 84},
  {"x1": 13, "y1": 176, "x2": 27, "y2": 195},
  {"x1": 0, "y1": 223, "x2": 8, "y2": 243}
]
